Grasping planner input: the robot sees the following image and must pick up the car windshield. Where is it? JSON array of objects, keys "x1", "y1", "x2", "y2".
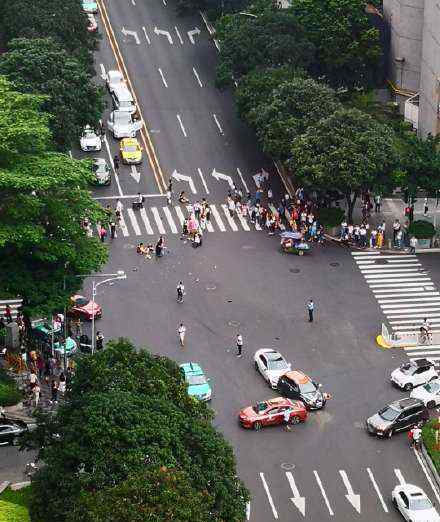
[
  {"x1": 400, "y1": 363, "x2": 416, "y2": 375},
  {"x1": 267, "y1": 358, "x2": 288, "y2": 371},
  {"x1": 252, "y1": 402, "x2": 267, "y2": 414},
  {"x1": 120, "y1": 101, "x2": 133, "y2": 108},
  {"x1": 298, "y1": 381, "x2": 317, "y2": 394},
  {"x1": 114, "y1": 113, "x2": 130, "y2": 124},
  {"x1": 378, "y1": 406, "x2": 400, "y2": 421},
  {"x1": 425, "y1": 381, "x2": 440, "y2": 393},
  {"x1": 84, "y1": 129, "x2": 96, "y2": 138},
  {"x1": 123, "y1": 145, "x2": 138, "y2": 152},
  {"x1": 186, "y1": 374, "x2": 206, "y2": 386},
  {"x1": 410, "y1": 496, "x2": 432, "y2": 510},
  {"x1": 74, "y1": 297, "x2": 89, "y2": 306}
]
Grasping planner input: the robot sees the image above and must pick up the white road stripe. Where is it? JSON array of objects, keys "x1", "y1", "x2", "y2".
[
  {"x1": 413, "y1": 448, "x2": 440, "y2": 505},
  {"x1": 405, "y1": 344, "x2": 440, "y2": 351},
  {"x1": 139, "y1": 208, "x2": 154, "y2": 234},
  {"x1": 313, "y1": 470, "x2": 334, "y2": 516},
  {"x1": 364, "y1": 273, "x2": 428, "y2": 279},
  {"x1": 351, "y1": 251, "x2": 379, "y2": 256},
  {"x1": 197, "y1": 168, "x2": 209, "y2": 194},
  {"x1": 151, "y1": 207, "x2": 166, "y2": 234},
  {"x1": 354, "y1": 254, "x2": 417, "y2": 260},
  {"x1": 373, "y1": 290, "x2": 437, "y2": 297},
  {"x1": 236, "y1": 211, "x2": 251, "y2": 231},
  {"x1": 379, "y1": 297, "x2": 440, "y2": 304},
  {"x1": 259, "y1": 473, "x2": 278, "y2": 519},
  {"x1": 387, "y1": 312, "x2": 440, "y2": 319},
  {"x1": 366, "y1": 468, "x2": 388, "y2": 513},
  {"x1": 118, "y1": 213, "x2": 129, "y2": 237},
  {"x1": 369, "y1": 282, "x2": 434, "y2": 288},
  {"x1": 360, "y1": 268, "x2": 424, "y2": 273},
  {"x1": 163, "y1": 207, "x2": 178, "y2": 233},
  {"x1": 368, "y1": 278, "x2": 432, "y2": 284},
  {"x1": 175, "y1": 26, "x2": 183, "y2": 44},
  {"x1": 356, "y1": 259, "x2": 421, "y2": 265},
  {"x1": 192, "y1": 67, "x2": 203, "y2": 87},
  {"x1": 158, "y1": 68, "x2": 168, "y2": 88},
  {"x1": 408, "y1": 351, "x2": 440, "y2": 358},
  {"x1": 381, "y1": 304, "x2": 440, "y2": 311},
  {"x1": 210, "y1": 205, "x2": 226, "y2": 231},
  {"x1": 221, "y1": 204, "x2": 239, "y2": 231},
  {"x1": 394, "y1": 469, "x2": 406, "y2": 485},
  {"x1": 384, "y1": 308, "x2": 440, "y2": 315},
  {"x1": 175, "y1": 206, "x2": 185, "y2": 226},
  {"x1": 142, "y1": 26, "x2": 151, "y2": 44},
  {"x1": 391, "y1": 318, "x2": 440, "y2": 325},
  {"x1": 176, "y1": 114, "x2": 187, "y2": 137},
  {"x1": 213, "y1": 113, "x2": 223, "y2": 134},
  {"x1": 127, "y1": 209, "x2": 141, "y2": 235}
]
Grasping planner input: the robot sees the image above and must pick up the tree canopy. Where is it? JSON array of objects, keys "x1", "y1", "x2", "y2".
[
  {"x1": 0, "y1": 77, "x2": 106, "y2": 315},
  {"x1": 25, "y1": 339, "x2": 249, "y2": 522},
  {"x1": 289, "y1": 108, "x2": 398, "y2": 221},
  {"x1": 0, "y1": 38, "x2": 105, "y2": 148}
]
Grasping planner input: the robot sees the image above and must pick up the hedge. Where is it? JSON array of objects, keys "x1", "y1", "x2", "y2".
[
  {"x1": 0, "y1": 369, "x2": 22, "y2": 407},
  {"x1": 0, "y1": 487, "x2": 31, "y2": 522},
  {"x1": 317, "y1": 207, "x2": 345, "y2": 228},
  {"x1": 422, "y1": 419, "x2": 440, "y2": 473},
  {"x1": 408, "y1": 220, "x2": 436, "y2": 239}
]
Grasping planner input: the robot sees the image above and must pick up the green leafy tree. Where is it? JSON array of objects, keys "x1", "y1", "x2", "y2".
[
  {"x1": 0, "y1": 77, "x2": 107, "y2": 315},
  {"x1": 0, "y1": 38, "x2": 105, "y2": 149},
  {"x1": 289, "y1": 108, "x2": 398, "y2": 222},
  {"x1": 25, "y1": 340, "x2": 249, "y2": 522},
  {"x1": 0, "y1": 0, "x2": 97, "y2": 66},
  {"x1": 216, "y1": 9, "x2": 315, "y2": 86},
  {"x1": 290, "y1": 0, "x2": 384, "y2": 89},
  {"x1": 248, "y1": 77, "x2": 341, "y2": 159}
]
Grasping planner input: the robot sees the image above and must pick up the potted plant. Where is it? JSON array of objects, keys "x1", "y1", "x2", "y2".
[{"x1": 408, "y1": 220, "x2": 436, "y2": 249}]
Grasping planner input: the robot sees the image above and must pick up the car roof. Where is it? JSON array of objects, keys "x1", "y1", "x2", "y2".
[
  {"x1": 265, "y1": 350, "x2": 283, "y2": 361},
  {"x1": 113, "y1": 84, "x2": 133, "y2": 100},
  {"x1": 399, "y1": 484, "x2": 426, "y2": 496},
  {"x1": 108, "y1": 70, "x2": 123, "y2": 79},
  {"x1": 392, "y1": 398, "x2": 424, "y2": 410},
  {"x1": 266, "y1": 397, "x2": 292, "y2": 407},
  {"x1": 413, "y1": 358, "x2": 433, "y2": 368},
  {"x1": 283, "y1": 370, "x2": 310, "y2": 385}
]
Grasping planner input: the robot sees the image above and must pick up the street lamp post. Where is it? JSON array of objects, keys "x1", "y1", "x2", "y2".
[{"x1": 90, "y1": 271, "x2": 126, "y2": 354}]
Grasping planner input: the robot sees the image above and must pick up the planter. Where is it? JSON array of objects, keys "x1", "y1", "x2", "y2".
[{"x1": 416, "y1": 238, "x2": 431, "y2": 249}]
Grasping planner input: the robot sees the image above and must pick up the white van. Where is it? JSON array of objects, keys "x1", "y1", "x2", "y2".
[{"x1": 111, "y1": 85, "x2": 136, "y2": 115}]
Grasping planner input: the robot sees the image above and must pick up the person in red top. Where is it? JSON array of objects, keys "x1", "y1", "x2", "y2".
[{"x1": 4, "y1": 305, "x2": 12, "y2": 324}]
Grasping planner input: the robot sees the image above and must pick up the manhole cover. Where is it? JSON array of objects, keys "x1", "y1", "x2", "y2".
[
  {"x1": 205, "y1": 284, "x2": 217, "y2": 291},
  {"x1": 289, "y1": 268, "x2": 301, "y2": 274},
  {"x1": 281, "y1": 463, "x2": 296, "y2": 470},
  {"x1": 228, "y1": 320, "x2": 241, "y2": 328},
  {"x1": 330, "y1": 262, "x2": 340, "y2": 267},
  {"x1": 375, "y1": 259, "x2": 388, "y2": 265}
]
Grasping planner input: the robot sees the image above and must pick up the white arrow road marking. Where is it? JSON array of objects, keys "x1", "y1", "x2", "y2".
[
  {"x1": 221, "y1": 204, "x2": 238, "y2": 231},
  {"x1": 127, "y1": 209, "x2": 141, "y2": 235},
  {"x1": 154, "y1": 27, "x2": 173, "y2": 44},
  {"x1": 175, "y1": 26, "x2": 183, "y2": 44},
  {"x1": 339, "y1": 470, "x2": 361, "y2": 514},
  {"x1": 163, "y1": 207, "x2": 178, "y2": 233},
  {"x1": 246, "y1": 501, "x2": 250, "y2": 520},
  {"x1": 187, "y1": 27, "x2": 201, "y2": 44},
  {"x1": 210, "y1": 205, "x2": 226, "y2": 232},
  {"x1": 139, "y1": 208, "x2": 154, "y2": 234},
  {"x1": 172, "y1": 169, "x2": 196, "y2": 194},
  {"x1": 142, "y1": 26, "x2": 151, "y2": 44},
  {"x1": 313, "y1": 471, "x2": 334, "y2": 516},
  {"x1": 211, "y1": 168, "x2": 234, "y2": 189},
  {"x1": 236, "y1": 168, "x2": 249, "y2": 193},
  {"x1": 366, "y1": 468, "x2": 388, "y2": 513},
  {"x1": 158, "y1": 68, "x2": 168, "y2": 88},
  {"x1": 212, "y1": 113, "x2": 224, "y2": 134},
  {"x1": 259, "y1": 473, "x2": 278, "y2": 519},
  {"x1": 121, "y1": 27, "x2": 140, "y2": 44},
  {"x1": 130, "y1": 165, "x2": 141, "y2": 183},
  {"x1": 197, "y1": 168, "x2": 209, "y2": 194},
  {"x1": 193, "y1": 67, "x2": 203, "y2": 87},
  {"x1": 176, "y1": 115, "x2": 187, "y2": 137},
  {"x1": 394, "y1": 469, "x2": 406, "y2": 485},
  {"x1": 103, "y1": 135, "x2": 123, "y2": 196},
  {"x1": 151, "y1": 207, "x2": 166, "y2": 234},
  {"x1": 285, "y1": 472, "x2": 305, "y2": 517},
  {"x1": 100, "y1": 63, "x2": 106, "y2": 80}
]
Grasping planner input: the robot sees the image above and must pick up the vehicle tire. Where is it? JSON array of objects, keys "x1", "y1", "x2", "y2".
[
  {"x1": 404, "y1": 383, "x2": 413, "y2": 391},
  {"x1": 253, "y1": 421, "x2": 262, "y2": 431},
  {"x1": 289, "y1": 416, "x2": 301, "y2": 425},
  {"x1": 392, "y1": 497, "x2": 397, "y2": 508},
  {"x1": 12, "y1": 437, "x2": 20, "y2": 446},
  {"x1": 427, "y1": 400, "x2": 436, "y2": 409},
  {"x1": 254, "y1": 361, "x2": 258, "y2": 371},
  {"x1": 387, "y1": 429, "x2": 393, "y2": 439}
]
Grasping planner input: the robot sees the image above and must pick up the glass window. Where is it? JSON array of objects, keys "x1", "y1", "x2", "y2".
[
  {"x1": 410, "y1": 496, "x2": 432, "y2": 510},
  {"x1": 378, "y1": 406, "x2": 400, "y2": 421}
]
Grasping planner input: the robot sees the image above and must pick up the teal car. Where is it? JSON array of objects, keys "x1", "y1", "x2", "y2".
[
  {"x1": 82, "y1": 0, "x2": 98, "y2": 13},
  {"x1": 179, "y1": 362, "x2": 212, "y2": 401},
  {"x1": 31, "y1": 321, "x2": 77, "y2": 356}
]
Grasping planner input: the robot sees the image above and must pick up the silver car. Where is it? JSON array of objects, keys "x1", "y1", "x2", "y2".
[
  {"x1": 92, "y1": 158, "x2": 111, "y2": 186},
  {"x1": 254, "y1": 348, "x2": 291, "y2": 388},
  {"x1": 107, "y1": 110, "x2": 142, "y2": 139},
  {"x1": 106, "y1": 70, "x2": 124, "y2": 93},
  {"x1": 80, "y1": 125, "x2": 101, "y2": 152}
]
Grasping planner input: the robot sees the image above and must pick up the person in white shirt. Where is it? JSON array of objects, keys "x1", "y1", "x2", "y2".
[
  {"x1": 178, "y1": 323, "x2": 186, "y2": 347},
  {"x1": 236, "y1": 334, "x2": 243, "y2": 357}
]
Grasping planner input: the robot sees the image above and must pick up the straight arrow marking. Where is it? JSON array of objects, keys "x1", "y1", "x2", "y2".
[
  {"x1": 246, "y1": 501, "x2": 250, "y2": 521},
  {"x1": 100, "y1": 63, "x2": 106, "y2": 80},
  {"x1": 339, "y1": 470, "x2": 361, "y2": 514},
  {"x1": 236, "y1": 167, "x2": 249, "y2": 193},
  {"x1": 130, "y1": 165, "x2": 141, "y2": 183},
  {"x1": 285, "y1": 472, "x2": 305, "y2": 517},
  {"x1": 366, "y1": 468, "x2": 388, "y2": 513},
  {"x1": 175, "y1": 26, "x2": 184, "y2": 44},
  {"x1": 193, "y1": 67, "x2": 203, "y2": 87},
  {"x1": 313, "y1": 470, "x2": 334, "y2": 516},
  {"x1": 259, "y1": 472, "x2": 278, "y2": 519}
]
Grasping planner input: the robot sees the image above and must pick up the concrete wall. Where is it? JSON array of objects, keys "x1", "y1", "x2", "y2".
[{"x1": 418, "y1": 1, "x2": 440, "y2": 137}]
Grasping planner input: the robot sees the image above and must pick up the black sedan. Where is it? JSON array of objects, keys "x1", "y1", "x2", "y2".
[{"x1": 0, "y1": 418, "x2": 29, "y2": 446}]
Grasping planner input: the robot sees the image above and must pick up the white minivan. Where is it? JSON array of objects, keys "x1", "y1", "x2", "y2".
[{"x1": 111, "y1": 85, "x2": 137, "y2": 115}]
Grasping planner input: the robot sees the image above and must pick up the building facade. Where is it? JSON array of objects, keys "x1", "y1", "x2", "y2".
[{"x1": 383, "y1": 0, "x2": 440, "y2": 137}]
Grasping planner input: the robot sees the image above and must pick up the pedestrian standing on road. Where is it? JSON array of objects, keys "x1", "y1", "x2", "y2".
[
  {"x1": 283, "y1": 408, "x2": 292, "y2": 431},
  {"x1": 409, "y1": 235, "x2": 417, "y2": 254},
  {"x1": 424, "y1": 197, "x2": 429, "y2": 216},
  {"x1": 166, "y1": 188, "x2": 172, "y2": 205},
  {"x1": 236, "y1": 334, "x2": 243, "y2": 357},
  {"x1": 113, "y1": 154, "x2": 120, "y2": 173},
  {"x1": 178, "y1": 323, "x2": 186, "y2": 347},
  {"x1": 110, "y1": 221, "x2": 116, "y2": 240},
  {"x1": 374, "y1": 194, "x2": 381, "y2": 213},
  {"x1": 115, "y1": 199, "x2": 123, "y2": 224},
  {"x1": 155, "y1": 236, "x2": 165, "y2": 257},
  {"x1": 307, "y1": 299, "x2": 315, "y2": 323},
  {"x1": 392, "y1": 219, "x2": 401, "y2": 246}
]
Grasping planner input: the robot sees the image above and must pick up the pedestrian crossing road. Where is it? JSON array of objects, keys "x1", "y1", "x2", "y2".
[
  {"x1": 248, "y1": 461, "x2": 440, "y2": 520},
  {"x1": 352, "y1": 251, "x2": 440, "y2": 367},
  {"x1": 95, "y1": 204, "x2": 286, "y2": 238}
]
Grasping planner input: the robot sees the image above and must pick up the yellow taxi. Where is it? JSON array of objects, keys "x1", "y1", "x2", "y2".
[{"x1": 120, "y1": 137, "x2": 142, "y2": 164}]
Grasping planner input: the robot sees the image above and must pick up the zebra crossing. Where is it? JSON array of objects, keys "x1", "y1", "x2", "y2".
[
  {"x1": 95, "y1": 203, "x2": 282, "y2": 238},
  {"x1": 351, "y1": 251, "x2": 440, "y2": 367}
]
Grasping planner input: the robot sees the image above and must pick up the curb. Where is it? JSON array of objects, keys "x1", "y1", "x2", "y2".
[
  {"x1": 326, "y1": 234, "x2": 440, "y2": 254},
  {"x1": 0, "y1": 481, "x2": 10, "y2": 495},
  {"x1": 10, "y1": 481, "x2": 30, "y2": 491},
  {"x1": 376, "y1": 335, "x2": 391, "y2": 349},
  {"x1": 421, "y1": 443, "x2": 440, "y2": 491}
]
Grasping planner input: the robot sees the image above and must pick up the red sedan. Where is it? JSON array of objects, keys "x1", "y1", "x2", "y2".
[
  {"x1": 68, "y1": 295, "x2": 102, "y2": 320},
  {"x1": 238, "y1": 397, "x2": 307, "y2": 431}
]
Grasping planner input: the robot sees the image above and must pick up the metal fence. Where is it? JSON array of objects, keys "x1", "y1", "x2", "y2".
[{"x1": 381, "y1": 323, "x2": 440, "y2": 347}]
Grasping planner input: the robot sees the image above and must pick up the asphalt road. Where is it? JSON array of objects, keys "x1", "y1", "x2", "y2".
[{"x1": 23, "y1": 0, "x2": 439, "y2": 519}]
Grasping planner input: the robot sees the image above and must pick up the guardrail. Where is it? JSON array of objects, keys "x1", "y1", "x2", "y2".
[{"x1": 380, "y1": 323, "x2": 440, "y2": 348}]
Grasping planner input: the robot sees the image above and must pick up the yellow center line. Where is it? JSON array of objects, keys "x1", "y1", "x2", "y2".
[{"x1": 98, "y1": 0, "x2": 167, "y2": 193}]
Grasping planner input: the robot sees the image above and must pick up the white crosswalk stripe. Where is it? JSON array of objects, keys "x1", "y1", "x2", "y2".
[
  {"x1": 163, "y1": 207, "x2": 178, "y2": 234},
  {"x1": 210, "y1": 205, "x2": 226, "y2": 232},
  {"x1": 352, "y1": 251, "x2": 440, "y2": 368},
  {"x1": 118, "y1": 213, "x2": 129, "y2": 237},
  {"x1": 127, "y1": 209, "x2": 142, "y2": 236},
  {"x1": 151, "y1": 207, "x2": 166, "y2": 235},
  {"x1": 139, "y1": 208, "x2": 154, "y2": 234},
  {"x1": 221, "y1": 204, "x2": 239, "y2": 231}
]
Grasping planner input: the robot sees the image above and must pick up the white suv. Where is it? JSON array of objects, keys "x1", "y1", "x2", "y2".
[{"x1": 390, "y1": 358, "x2": 438, "y2": 391}]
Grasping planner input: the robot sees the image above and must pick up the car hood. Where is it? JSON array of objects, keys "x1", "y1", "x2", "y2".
[
  {"x1": 81, "y1": 136, "x2": 100, "y2": 147},
  {"x1": 410, "y1": 386, "x2": 431, "y2": 401},
  {"x1": 114, "y1": 122, "x2": 136, "y2": 134},
  {"x1": 239, "y1": 406, "x2": 256, "y2": 419},
  {"x1": 267, "y1": 369, "x2": 289, "y2": 382},
  {"x1": 390, "y1": 368, "x2": 407, "y2": 382},
  {"x1": 301, "y1": 390, "x2": 324, "y2": 405},
  {"x1": 409, "y1": 507, "x2": 440, "y2": 522},
  {"x1": 188, "y1": 382, "x2": 211, "y2": 398},
  {"x1": 122, "y1": 149, "x2": 141, "y2": 159},
  {"x1": 366, "y1": 413, "x2": 392, "y2": 431}
]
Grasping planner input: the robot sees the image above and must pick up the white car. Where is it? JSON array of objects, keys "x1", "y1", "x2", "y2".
[
  {"x1": 392, "y1": 484, "x2": 440, "y2": 522},
  {"x1": 254, "y1": 348, "x2": 291, "y2": 389},
  {"x1": 411, "y1": 378, "x2": 440, "y2": 408},
  {"x1": 80, "y1": 125, "x2": 102, "y2": 152},
  {"x1": 107, "y1": 110, "x2": 142, "y2": 139},
  {"x1": 106, "y1": 70, "x2": 124, "y2": 93},
  {"x1": 390, "y1": 358, "x2": 438, "y2": 391}
]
